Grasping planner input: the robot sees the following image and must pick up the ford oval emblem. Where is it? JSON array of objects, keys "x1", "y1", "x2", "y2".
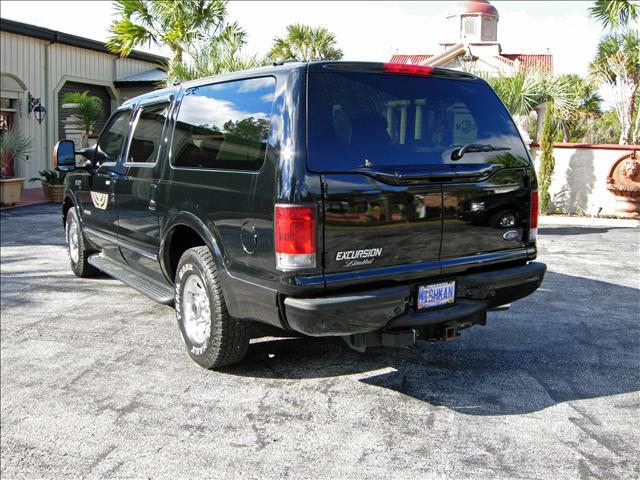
[{"x1": 503, "y1": 229, "x2": 519, "y2": 241}]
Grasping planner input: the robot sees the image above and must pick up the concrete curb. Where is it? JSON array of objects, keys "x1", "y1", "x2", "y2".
[{"x1": 540, "y1": 215, "x2": 639, "y2": 228}]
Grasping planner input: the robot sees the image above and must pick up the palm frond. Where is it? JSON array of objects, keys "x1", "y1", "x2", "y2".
[
  {"x1": 267, "y1": 23, "x2": 343, "y2": 61},
  {"x1": 589, "y1": 0, "x2": 639, "y2": 30},
  {"x1": 109, "y1": 0, "x2": 228, "y2": 59},
  {"x1": 106, "y1": 17, "x2": 155, "y2": 56},
  {"x1": 166, "y1": 24, "x2": 267, "y2": 85},
  {"x1": 0, "y1": 128, "x2": 33, "y2": 173},
  {"x1": 484, "y1": 68, "x2": 546, "y2": 117}
]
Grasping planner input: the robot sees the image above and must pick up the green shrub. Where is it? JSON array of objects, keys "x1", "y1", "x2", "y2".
[
  {"x1": 538, "y1": 103, "x2": 556, "y2": 213},
  {"x1": 29, "y1": 169, "x2": 66, "y2": 185}
]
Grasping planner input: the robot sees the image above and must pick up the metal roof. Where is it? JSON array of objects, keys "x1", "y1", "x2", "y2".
[
  {"x1": 114, "y1": 68, "x2": 167, "y2": 87},
  {"x1": 0, "y1": 17, "x2": 167, "y2": 65},
  {"x1": 118, "y1": 69, "x2": 167, "y2": 82}
]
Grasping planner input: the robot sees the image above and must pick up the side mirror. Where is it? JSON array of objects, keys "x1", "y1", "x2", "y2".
[
  {"x1": 76, "y1": 145, "x2": 97, "y2": 160},
  {"x1": 53, "y1": 140, "x2": 77, "y2": 172}
]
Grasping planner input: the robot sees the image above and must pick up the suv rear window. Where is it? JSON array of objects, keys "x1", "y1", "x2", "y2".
[{"x1": 307, "y1": 72, "x2": 529, "y2": 172}]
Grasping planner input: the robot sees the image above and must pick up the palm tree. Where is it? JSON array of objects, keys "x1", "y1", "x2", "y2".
[
  {"x1": 166, "y1": 22, "x2": 267, "y2": 84},
  {"x1": 484, "y1": 69, "x2": 547, "y2": 118},
  {"x1": 106, "y1": 0, "x2": 228, "y2": 64},
  {"x1": 0, "y1": 128, "x2": 33, "y2": 178},
  {"x1": 589, "y1": 0, "x2": 639, "y2": 30},
  {"x1": 483, "y1": 68, "x2": 579, "y2": 140},
  {"x1": 589, "y1": 30, "x2": 640, "y2": 143},
  {"x1": 61, "y1": 91, "x2": 105, "y2": 145},
  {"x1": 554, "y1": 74, "x2": 603, "y2": 141},
  {"x1": 268, "y1": 24, "x2": 343, "y2": 62}
]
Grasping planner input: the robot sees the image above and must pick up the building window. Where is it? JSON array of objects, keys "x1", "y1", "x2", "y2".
[
  {"x1": 482, "y1": 17, "x2": 496, "y2": 41},
  {"x1": 0, "y1": 98, "x2": 18, "y2": 110},
  {"x1": 463, "y1": 17, "x2": 476, "y2": 36}
]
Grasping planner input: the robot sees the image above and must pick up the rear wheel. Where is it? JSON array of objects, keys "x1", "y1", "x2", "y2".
[
  {"x1": 175, "y1": 246, "x2": 249, "y2": 369},
  {"x1": 65, "y1": 208, "x2": 98, "y2": 278}
]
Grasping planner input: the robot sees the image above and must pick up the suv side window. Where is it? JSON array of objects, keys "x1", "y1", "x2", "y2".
[
  {"x1": 95, "y1": 110, "x2": 131, "y2": 164},
  {"x1": 171, "y1": 77, "x2": 276, "y2": 171},
  {"x1": 125, "y1": 103, "x2": 170, "y2": 164}
]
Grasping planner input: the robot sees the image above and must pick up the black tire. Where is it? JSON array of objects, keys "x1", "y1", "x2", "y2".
[
  {"x1": 65, "y1": 208, "x2": 98, "y2": 278},
  {"x1": 175, "y1": 246, "x2": 249, "y2": 369}
]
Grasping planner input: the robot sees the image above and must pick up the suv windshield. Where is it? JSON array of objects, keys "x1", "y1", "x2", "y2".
[{"x1": 307, "y1": 71, "x2": 529, "y2": 172}]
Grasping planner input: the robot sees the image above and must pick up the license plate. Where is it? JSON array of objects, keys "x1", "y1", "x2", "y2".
[{"x1": 417, "y1": 280, "x2": 456, "y2": 310}]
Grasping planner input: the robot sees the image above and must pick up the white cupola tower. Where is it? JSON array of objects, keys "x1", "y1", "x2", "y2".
[{"x1": 442, "y1": 0, "x2": 500, "y2": 48}]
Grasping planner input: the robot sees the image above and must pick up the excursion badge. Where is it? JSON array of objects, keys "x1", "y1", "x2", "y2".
[{"x1": 336, "y1": 248, "x2": 383, "y2": 267}]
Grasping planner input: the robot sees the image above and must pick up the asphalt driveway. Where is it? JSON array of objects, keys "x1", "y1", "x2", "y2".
[{"x1": 1, "y1": 204, "x2": 639, "y2": 479}]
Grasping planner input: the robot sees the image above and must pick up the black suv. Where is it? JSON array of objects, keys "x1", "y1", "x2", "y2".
[{"x1": 55, "y1": 61, "x2": 546, "y2": 369}]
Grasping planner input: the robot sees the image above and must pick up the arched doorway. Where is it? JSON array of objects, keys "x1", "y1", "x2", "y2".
[
  {"x1": 57, "y1": 81, "x2": 112, "y2": 145},
  {"x1": 0, "y1": 73, "x2": 28, "y2": 177}
]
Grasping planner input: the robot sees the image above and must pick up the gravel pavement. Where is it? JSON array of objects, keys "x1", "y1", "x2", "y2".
[{"x1": 1, "y1": 204, "x2": 639, "y2": 479}]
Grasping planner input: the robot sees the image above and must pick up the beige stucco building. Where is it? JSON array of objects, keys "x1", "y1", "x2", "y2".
[{"x1": 0, "y1": 18, "x2": 167, "y2": 187}]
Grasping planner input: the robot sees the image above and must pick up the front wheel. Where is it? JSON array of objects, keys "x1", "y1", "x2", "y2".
[
  {"x1": 65, "y1": 208, "x2": 98, "y2": 278},
  {"x1": 175, "y1": 246, "x2": 249, "y2": 369}
]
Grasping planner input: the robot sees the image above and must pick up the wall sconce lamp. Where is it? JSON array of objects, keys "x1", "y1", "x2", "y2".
[{"x1": 28, "y1": 92, "x2": 47, "y2": 125}]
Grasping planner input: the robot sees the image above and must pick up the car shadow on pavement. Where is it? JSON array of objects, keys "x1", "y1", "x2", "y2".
[
  {"x1": 538, "y1": 226, "x2": 628, "y2": 236},
  {"x1": 226, "y1": 271, "x2": 640, "y2": 416},
  {"x1": 1, "y1": 204, "x2": 65, "y2": 247}
]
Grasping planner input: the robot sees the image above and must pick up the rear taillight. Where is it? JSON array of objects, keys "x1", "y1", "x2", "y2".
[
  {"x1": 275, "y1": 204, "x2": 317, "y2": 271},
  {"x1": 383, "y1": 63, "x2": 434, "y2": 76},
  {"x1": 530, "y1": 190, "x2": 539, "y2": 242}
]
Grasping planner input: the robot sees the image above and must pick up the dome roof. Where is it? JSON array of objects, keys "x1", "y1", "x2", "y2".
[{"x1": 448, "y1": 0, "x2": 499, "y2": 18}]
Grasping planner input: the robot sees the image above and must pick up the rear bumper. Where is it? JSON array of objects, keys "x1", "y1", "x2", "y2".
[{"x1": 283, "y1": 261, "x2": 546, "y2": 336}]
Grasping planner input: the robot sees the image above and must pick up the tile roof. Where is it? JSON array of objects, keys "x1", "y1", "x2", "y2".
[
  {"x1": 499, "y1": 54, "x2": 553, "y2": 73},
  {"x1": 388, "y1": 54, "x2": 434, "y2": 65},
  {"x1": 389, "y1": 52, "x2": 553, "y2": 73}
]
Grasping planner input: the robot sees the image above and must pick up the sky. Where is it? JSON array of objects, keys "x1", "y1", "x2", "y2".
[
  {"x1": 0, "y1": 0, "x2": 613, "y2": 99},
  {"x1": 0, "y1": 1, "x2": 605, "y2": 74}
]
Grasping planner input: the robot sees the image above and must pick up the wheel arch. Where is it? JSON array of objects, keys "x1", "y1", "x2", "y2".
[
  {"x1": 62, "y1": 190, "x2": 79, "y2": 225},
  {"x1": 160, "y1": 212, "x2": 227, "y2": 285}
]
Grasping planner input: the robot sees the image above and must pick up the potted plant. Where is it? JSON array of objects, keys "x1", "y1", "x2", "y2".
[
  {"x1": 61, "y1": 91, "x2": 104, "y2": 147},
  {"x1": 0, "y1": 128, "x2": 33, "y2": 206},
  {"x1": 29, "y1": 169, "x2": 66, "y2": 203}
]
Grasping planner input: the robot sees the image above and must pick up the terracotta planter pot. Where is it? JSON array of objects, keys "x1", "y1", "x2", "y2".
[
  {"x1": 0, "y1": 178, "x2": 24, "y2": 206},
  {"x1": 48, "y1": 184, "x2": 65, "y2": 203},
  {"x1": 41, "y1": 183, "x2": 52, "y2": 202}
]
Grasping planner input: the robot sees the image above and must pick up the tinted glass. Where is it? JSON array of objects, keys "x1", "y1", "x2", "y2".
[
  {"x1": 171, "y1": 77, "x2": 276, "y2": 170},
  {"x1": 95, "y1": 110, "x2": 131, "y2": 163},
  {"x1": 307, "y1": 72, "x2": 529, "y2": 172},
  {"x1": 126, "y1": 103, "x2": 170, "y2": 164}
]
